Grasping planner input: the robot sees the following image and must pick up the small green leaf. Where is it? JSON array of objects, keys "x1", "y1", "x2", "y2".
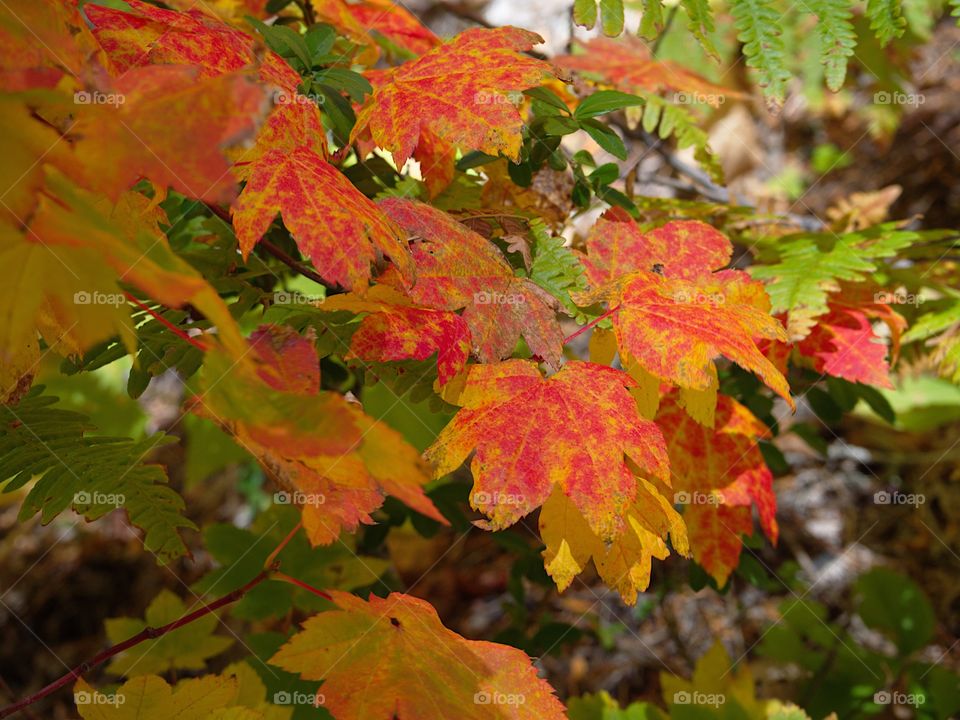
[{"x1": 574, "y1": 90, "x2": 644, "y2": 119}]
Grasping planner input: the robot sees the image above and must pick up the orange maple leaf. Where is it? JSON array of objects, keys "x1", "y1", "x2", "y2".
[
  {"x1": 72, "y1": 65, "x2": 268, "y2": 203},
  {"x1": 657, "y1": 393, "x2": 777, "y2": 585},
  {"x1": 321, "y1": 285, "x2": 472, "y2": 384},
  {"x1": 579, "y1": 207, "x2": 733, "y2": 286},
  {"x1": 192, "y1": 326, "x2": 444, "y2": 544},
  {"x1": 795, "y1": 286, "x2": 906, "y2": 388},
  {"x1": 556, "y1": 36, "x2": 743, "y2": 108},
  {"x1": 577, "y1": 268, "x2": 793, "y2": 407},
  {"x1": 231, "y1": 146, "x2": 412, "y2": 290},
  {"x1": 575, "y1": 212, "x2": 791, "y2": 407},
  {"x1": 425, "y1": 360, "x2": 669, "y2": 541},
  {"x1": 271, "y1": 590, "x2": 566, "y2": 719},
  {"x1": 379, "y1": 198, "x2": 564, "y2": 368},
  {"x1": 351, "y1": 26, "x2": 552, "y2": 167},
  {"x1": 87, "y1": 0, "x2": 299, "y2": 90},
  {"x1": 311, "y1": 0, "x2": 440, "y2": 57}
]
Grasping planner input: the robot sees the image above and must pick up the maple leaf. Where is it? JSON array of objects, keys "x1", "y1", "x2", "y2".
[
  {"x1": 795, "y1": 286, "x2": 906, "y2": 388},
  {"x1": 379, "y1": 198, "x2": 564, "y2": 368},
  {"x1": 657, "y1": 393, "x2": 777, "y2": 586},
  {"x1": 576, "y1": 268, "x2": 793, "y2": 408},
  {"x1": 539, "y1": 481, "x2": 688, "y2": 604},
  {"x1": 660, "y1": 641, "x2": 767, "y2": 717},
  {"x1": 192, "y1": 326, "x2": 445, "y2": 545},
  {"x1": 87, "y1": 0, "x2": 300, "y2": 90},
  {"x1": 72, "y1": 65, "x2": 269, "y2": 204},
  {"x1": 89, "y1": 0, "x2": 329, "y2": 183},
  {"x1": 76, "y1": 675, "x2": 238, "y2": 720},
  {"x1": 578, "y1": 207, "x2": 732, "y2": 286},
  {"x1": 351, "y1": 27, "x2": 552, "y2": 166},
  {"x1": 270, "y1": 590, "x2": 566, "y2": 719},
  {"x1": 311, "y1": 0, "x2": 440, "y2": 57},
  {"x1": 231, "y1": 145, "x2": 413, "y2": 290},
  {"x1": 556, "y1": 36, "x2": 742, "y2": 108},
  {"x1": 0, "y1": 0, "x2": 107, "y2": 91},
  {"x1": 321, "y1": 285, "x2": 471, "y2": 383},
  {"x1": 425, "y1": 359, "x2": 669, "y2": 540},
  {"x1": 104, "y1": 589, "x2": 234, "y2": 677},
  {"x1": 2, "y1": 167, "x2": 248, "y2": 393},
  {"x1": 75, "y1": 667, "x2": 289, "y2": 719}
]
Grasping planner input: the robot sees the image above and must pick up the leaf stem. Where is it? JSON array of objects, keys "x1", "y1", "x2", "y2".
[
  {"x1": 563, "y1": 304, "x2": 621, "y2": 346},
  {"x1": 264, "y1": 521, "x2": 302, "y2": 570},
  {"x1": 203, "y1": 203, "x2": 337, "y2": 291},
  {"x1": 0, "y1": 568, "x2": 273, "y2": 718},
  {"x1": 272, "y1": 571, "x2": 334, "y2": 601},
  {"x1": 124, "y1": 292, "x2": 208, "y2": 351}
]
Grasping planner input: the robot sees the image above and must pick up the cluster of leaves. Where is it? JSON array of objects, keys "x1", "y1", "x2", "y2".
[{"x1": 0, "y1": 0, "x2": 957, "y2": 718}]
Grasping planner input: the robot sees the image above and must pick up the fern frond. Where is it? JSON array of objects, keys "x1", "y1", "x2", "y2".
[
  {"x1": 730, "y1": 0, "x2": 793, "y2": 102},
  {"x1": 866, "y1": 0, "x2": 907, "y2": 45},
  {"x1": 639, "y1": 94, "x2": 725, "y2": 184},
  {"x1": 638, "y1": 0, "x2": 667, "y2": 40},
  {"x1": 1, "y1": 388, "x2": 194, "y2": 563},
  {"x1": 528, "y1": 219, "x2": 589, "y2": 319},
  {"x1": 680, "y1": 0, "x2": 720, "y2": 60},
  {"x1": 750, "y1": 224, "x2": 920, "y2": 339},
  {"x1": 574, "y1": 0, "x2": 626, "y2": 36},
  {"x1": 805, "y1": 0, "x2": 857, "y2": 90}
]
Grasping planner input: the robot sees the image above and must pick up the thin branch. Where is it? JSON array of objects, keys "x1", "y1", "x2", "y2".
[
  {"x1": 264, "y1": 521, "x2": 303, "y2": 570},
  {"x1": 124, "y1": 292, "x2": 207, "y2": 351},
  {"x1": 0, "y1": 568, "x2": 275, "y2": 719},
  {"x1": 203, "y1": 202, "x2": 337, "y2": 291},
  {"x1": 259, "y1": 237, "x2": 338, "y2": 290},
  {"x1": 273, "y1": 571, "x2": 333, "y2": 601},
  {"x1": 563, "y1": 305, "x2": 621, "y2": 346}
]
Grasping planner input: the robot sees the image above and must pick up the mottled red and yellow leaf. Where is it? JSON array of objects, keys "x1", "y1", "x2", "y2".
[
  {"x1": 232, "y1": 146, "x2": 412, "y2": 290},
  {"x1": 426, "y1": 360, "x2": 669, "y2": 541},
  {"x1": 380, "y1": 198, "x2": 563, "y2": 367},
  {"x1": 270, "y1": 590, "x2": 566, "y2": 719},
  {"x1": 579, "y1": 207, "x2": 732, "y2": 286},
  {"x1": 352, "y1": 27, "x2": 551, "y2": 166},
  {"x1": 576, "y1": 269, "x2": 793, "y2": 408},
  {"x1": 191, "y1": 326, "x2": 444, "y2": 545},
  {"x1": 321, "y1": 286, "x2": 471, "y2": 383},
  {"x1": 556, "y1": 36, "x2": 742, "y2": 108},
  {"x1": 657, "y1": 394, "x2": 777, "y2": 585}
]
